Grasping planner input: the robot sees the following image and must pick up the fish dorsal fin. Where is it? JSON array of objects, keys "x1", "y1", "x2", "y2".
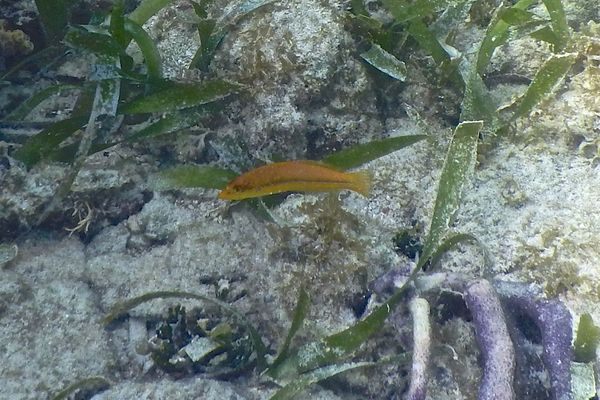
[{"x1": 290, "y1": 159, "x2": 343, "y2": 171}]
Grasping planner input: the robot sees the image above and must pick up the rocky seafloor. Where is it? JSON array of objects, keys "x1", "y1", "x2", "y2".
[{"x1": 1, "y1": 0, "x2": 600, "y2": 399}]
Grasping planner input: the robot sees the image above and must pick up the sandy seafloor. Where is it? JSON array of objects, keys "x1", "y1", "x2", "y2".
[{"x1": 1, "y1": 0, "x2": 600, "y2": 399}]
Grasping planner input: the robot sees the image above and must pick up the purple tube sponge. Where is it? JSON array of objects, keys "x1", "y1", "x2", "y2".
[
  {"x1": 494, "y1": 282, "x2": 573, "y2": 400},
  {"x1": 465, "y1": 279, "x2": 516, "y2": 400},
  {"x1": 534, "y1": 300, "x2": 573, "y2": 400},
  {"x1": 395, "y1": 274, "x2": 573, "y2": 398}
]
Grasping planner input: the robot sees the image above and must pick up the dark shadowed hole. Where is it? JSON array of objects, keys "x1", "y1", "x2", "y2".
[{"x1": 434, "y1": 290, "x2": 470, "y2": 324}]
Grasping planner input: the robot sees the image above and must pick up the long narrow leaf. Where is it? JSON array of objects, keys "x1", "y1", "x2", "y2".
[
  {"x1": 64, "y1": 28, "x2": 124, "y2": 59},
  {"x1": 125, "y1": 104, "x2": 216, "y2": 142},
  {"x1": 381, "y1": 0, "x2": 434, "y2": 23},
  {"x1": 51, "y1": 377, "x2": 110, "y2": 400},
  {"x1": 542, "y1": 0, "x2": 570, "y2": 51},
  {"x1": 35, "y1": 0, "x2": 78, "y2": 42},
  {"x1": 124, "y1": 18, "x2": 163, "y2": 80},
  {"x1": 529, "y1": 25, "x2": 561, "y2": 46},
  {"x1": 459, "y1": 65, "x2": 498, "y2": 130},
  {"x1": 190, "y1": 0, "x2": 277, "y2": 71},
  {"x1": 500, "y1": 8, "x2": 537, "y2": 25},
  {"x1": 70, "y1": 85, "x2": 96, "y2": 118},
  {"x1": 407, "y1": 18, "x2": 450, "y2": 66},
  {"x1": 509, "y1": 53, "x2": 577, "y2": 121},
  {"x1": 269, "y1": 361, "x2": 379, "y2": 400},
  {"x1": 13, "y1": 117, "x2": 88, "y2": 167},
  {"x1": 350, "y1": 0, "x2": 368, "y2": 15},
  {"x1": 360, "y1": 44, "x2": 407, "y2": 81},
  {"x1": 321, "y1": 135, "x2": 427, "y2": 170},
  {"x1": 128, "y1": 0, "x2": 173, "y2": 25},
  {"x1": 190, "y1": 22, "x2": 226, "y2": 71},
  {"x1": 427, "y1": 232, "x2": 493, "y2": 272},
  {"x1": 191, "y1": 0, "x2": 209, "y2": 19},
  {"x1": 197, "y1": 19, "x2": 218, "y2": 54},
  {"x1": 124, "y1": 114, "x2": 185, "y2": 142},
  {"x1": 149, "y1": 165, "x2": 237, "y2": 190},
  {"x1": 48, "y1": 78, "x2": 119, "y2": 165},
  {"x1": 93, "y1": 77, "x2": 120, "y2": 116},
  {"x1": 225, "y1": 0, "x2": 279, "y2": 22},
  {"x1": 476, "y1": 0, "x2": 536, "y2": 75},
  {"x1": 48, "y1": 141, "x2": 117, "y2": 164},
  {"x1": 269, "y1": 283, "x2": 409, "y2": 380},
  {"x1": 0, "y1": 46, "x2": 65, "y2": 82},
  {"x1": 430, "y1": 0, "x2": 477, "y2": 38},
  {"x1": 120, "y1": 80, "x2": 242, "y2": 114},
  {"x1": 573, "y1": 313, "x2": 600, "y2": 363},
  {"x1": 268, "y1": 288, "x2": 310, "y2": 373},
  {"x1": 417, "y1": 121, "x2": 482, "y2": 270},
  {"x1": 110, "y1": 0, "x2": 130, "y2": 46},
  {"x1": 3, "y1": 84, "x2": 81, "y2": 122}
]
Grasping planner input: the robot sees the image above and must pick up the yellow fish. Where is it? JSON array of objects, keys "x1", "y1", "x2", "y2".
[{"x1": 218, "y1": 160, "x2": 371, "y2": 200}]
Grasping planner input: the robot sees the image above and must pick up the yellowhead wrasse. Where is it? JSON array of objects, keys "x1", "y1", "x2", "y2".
[{"x1": 218, "y1": 160, "x2": 371, "y2": 200}]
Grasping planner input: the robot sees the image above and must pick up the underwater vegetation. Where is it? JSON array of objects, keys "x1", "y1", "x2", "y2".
[
  {"x1": 574, "y1": 313, "x2": 600, "y2": 364},
  {"x1": 105, "y1": 293, "x2": 262, "y2": 377},
  {"x1": 1, "y1": 0, "x2": 598, "y2": 398},
  {"x1": 0, "y1": 0, "x2": 267, "y2": 236}
]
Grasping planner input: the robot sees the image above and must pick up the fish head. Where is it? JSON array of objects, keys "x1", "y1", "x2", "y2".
[{"x1": 218, "y1": 180, "x2": 256, "y2": 200}]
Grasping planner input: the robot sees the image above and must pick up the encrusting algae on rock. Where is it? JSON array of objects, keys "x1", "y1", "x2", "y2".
[{"x1": 218, "y1": 160, "x2": 371, "y2": 200}]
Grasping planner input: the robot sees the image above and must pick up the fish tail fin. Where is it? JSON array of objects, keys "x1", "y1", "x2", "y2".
[{"x1": 349, "y1": 170, "x2": 372, "y2": 197}]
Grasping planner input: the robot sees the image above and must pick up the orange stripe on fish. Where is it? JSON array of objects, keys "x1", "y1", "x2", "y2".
[{"x1": 218, "y1": 160, "x2": 371, "y2": 200}]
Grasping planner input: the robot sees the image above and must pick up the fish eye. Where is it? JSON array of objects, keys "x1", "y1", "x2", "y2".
[{"x1": 232, "y1": 183, "x2": 249, "y2": 192}]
